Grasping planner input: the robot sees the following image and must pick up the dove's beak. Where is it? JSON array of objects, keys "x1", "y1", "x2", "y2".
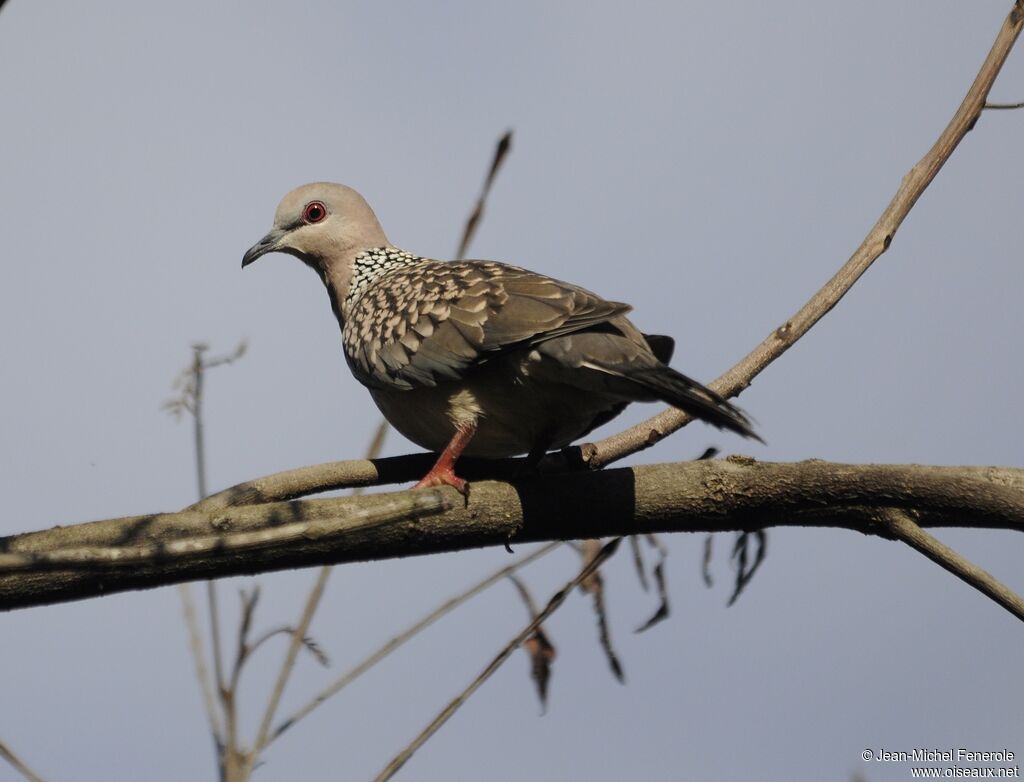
[{"x1": 242, "y1": 229, "x2": 285, "y2": 268}]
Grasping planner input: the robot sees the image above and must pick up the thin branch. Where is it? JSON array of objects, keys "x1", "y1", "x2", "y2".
[
  {"x1": 227, "y1": 587, "x2": 261, "y2": 696},
  {"x1": 883, "y1": 509, "x2": 1024, "y2": 622},
  {"x1": 178, "y1": 584, "x2": 225, "y2": 748},
  {"x1": 191, "y1": 346, "x2": 209, "y2": 500},
  {"x1": 455, "y1": 130, "x2": 513, "y2": 260},
  {"x1": 244, "y1": 627, "x2": 329, "y2": 667},
  {"x1": 243, "y1": 568, "x2": 330, "y2": 777},
  {"x1": 244, "y1": 419, "x2": 391, "y2": 775},
  {"x1": 0, "y1": 739, "x2": 47, "y2": 782},
  {"x1": 984, "y1": 100, "x2": 1024, "y2": 109},
  {"x1": 580, "y1": 2, "x2": 1024, "y2": 469},
  {"x1": 508, "y1": 573, "x2": 541, "y2": 616},
  {"x1": 206, "y1": 580, "x2": 226, "y2": 753},
  {"x1": 190, "y1": 453, "x2": 437, "y2": 511},
  {"x1": 373, "y1": 538, "x2": 622, "y2": 782},
  {"x1": 268, "y1": 541, "x2": 561, "y2": 745},
  {"x1": 167, "y1": 339, "x2": 247, "y2": 779}
]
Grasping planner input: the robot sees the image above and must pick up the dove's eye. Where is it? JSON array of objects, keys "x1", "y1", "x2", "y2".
[{"x1": 303, "y1": 201, "x2": 327, "y2": 224}]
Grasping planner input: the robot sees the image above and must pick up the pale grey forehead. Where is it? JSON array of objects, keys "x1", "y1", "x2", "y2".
[{"x1": 273, "y1": 182, "x2": 363, "y2": 224}]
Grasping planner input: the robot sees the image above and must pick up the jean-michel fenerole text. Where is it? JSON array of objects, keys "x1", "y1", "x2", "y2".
[{"x1": 870, "y1": 749, "x2": 1015, "y2": 764}]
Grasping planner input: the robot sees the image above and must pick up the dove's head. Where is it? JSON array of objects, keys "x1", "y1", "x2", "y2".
[{"x1": 242, "y1": 183, "x2": 390, "y2": 291}]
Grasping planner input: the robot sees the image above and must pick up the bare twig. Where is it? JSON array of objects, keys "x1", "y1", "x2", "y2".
[
  {"x1": 165, "y1": 341, "x2": 248, "y2": 501},
  {"x1": 581, "y1": 3, "x2": 1024, "y2": 469},
  {"x1": 206, "y1": 579, "x2": 226, "y2": 757},
  {"x1": 166, "y1": 340, "x2": 247, "y2": 779},
  {"x1": 227, "y1": 587, "x2": 262, "y2": 695},
  {"x1": 0, "y1": 738, "x2": 47, "y2": 782},
  {"x1": 373, "y1": 538, "x2": 622, "y2": 782},
  {"x1": 220, "y1": 587, "x2": 260, "y2": 767},
  {"x1": 178, "y1": 584, "x2": 225, "y2": 750},
  {"x1": 243, "y1": 568, "x2": 331, "y2": 777},
  {"x1": 508, "y1": 573, "x2": 540, "y2": 615},
  {"x1": 244, "y1": 627, "x2": 329, "y2": 667},
  {"x1": 455, "y1": 130, "x2": 513, "y2": 260},
  {"x1": 883, "y1": 509, "x2": 1024, "y2": 622},
  {"x1": 243, "y1": 419, "x2": 390, "y2": 775},
  {"x1": 268, "y1": 541, "x2": 561, "y2": 745},
  {"x1": 984, "y1": 100, "x2": 1024, "y2": 109}
]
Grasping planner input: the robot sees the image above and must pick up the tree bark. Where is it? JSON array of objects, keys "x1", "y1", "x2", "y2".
[{"x1": 1, "y1": 458, "x2": 1021, "y2": 611}]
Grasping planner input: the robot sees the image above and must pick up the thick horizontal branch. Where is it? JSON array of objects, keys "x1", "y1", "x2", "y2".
[{"x1": 1, "y1": 459, "x2": 1021, "y2": 611}]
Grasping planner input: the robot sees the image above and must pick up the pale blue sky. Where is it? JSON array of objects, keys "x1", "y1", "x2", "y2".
[{"x1": 1, "y1": 2, "x2": 1022, "y2": 781}]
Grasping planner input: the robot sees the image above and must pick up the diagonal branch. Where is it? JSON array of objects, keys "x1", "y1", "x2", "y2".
[
  {"x1": 372, "y1": 538, "x2": 621, "y2": 782},
  {"x1": 883, "y1": 509, "x2": 1024, "y2": 622},
  {"x1": 580, "y1": 1, "x2": 1024, "y2": 468},
  {"x1": 455, "y1": 130, "x2": 513, "y2": 260},
  {"x1": 0, "y1": 739, "x2": 47, "y2": 782},
  {"x1": 267, "y1": 541, "x2": 561, "y2": 747}
]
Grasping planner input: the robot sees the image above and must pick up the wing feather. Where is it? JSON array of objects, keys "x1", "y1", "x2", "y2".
[{"x1": 343, "y1": 258, "x2": 629, "y2": 390}]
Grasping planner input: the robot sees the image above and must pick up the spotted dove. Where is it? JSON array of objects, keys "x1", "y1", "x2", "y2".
[{"x1": 242, "y1": 183, "x2": 760, "y2": 492}]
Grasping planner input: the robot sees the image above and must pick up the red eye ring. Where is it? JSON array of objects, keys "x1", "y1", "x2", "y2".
[{"x1": 303, "y1": 201, "x2": 327, "y2": 224}]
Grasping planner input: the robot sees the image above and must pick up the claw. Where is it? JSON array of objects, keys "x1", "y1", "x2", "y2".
[
  {"x1": 412, "y1": 421, "x2": 476, "y2": 496},
  {"x1": 413, "y1": 466, "x2": 468, "y2": 495}
]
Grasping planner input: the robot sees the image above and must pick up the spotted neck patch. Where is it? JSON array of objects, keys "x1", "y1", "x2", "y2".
[{"x1": 345, "y1": 247, "x2": 424, "y2": 314}]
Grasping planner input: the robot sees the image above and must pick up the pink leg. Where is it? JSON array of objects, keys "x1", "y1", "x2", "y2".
[{"x1": 413, "y1": 421, "x2": 478, "y2": 495}]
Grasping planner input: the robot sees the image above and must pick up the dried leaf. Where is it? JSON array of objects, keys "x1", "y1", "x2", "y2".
[
  {"x1": 696, "y1": 447, "x2": 719, "y2": 589},
  {"x1": 590, "y1": 582, "x2": 624, "y2": 682},
  {"x1": 727, "y1": 530, "x2": 768, "y2": 606},
  {"x1": 702, "y1": 534, "x2": 714, "y2": 588},
  {"x1": 523, "y1": 629, "x2": 556, "y2": 711},
  {"x1": 629, "y1": 536, "x2": 649, "y2": 592},
  {"x1": 508, "y1": 575, "x2": 555, "y2": 709},
  {"x1": 299, "y1": 635, "x2": 330, "y2": 667},
  {"x1": 630, "y1": 536, "x2": 671, "y2": 630},
  {"x1": 575, "y1": 541, "x2": 624, "y2": 681},
  {"x1": 578, "y1": 539, "x2": 603, "y2": 595}
]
